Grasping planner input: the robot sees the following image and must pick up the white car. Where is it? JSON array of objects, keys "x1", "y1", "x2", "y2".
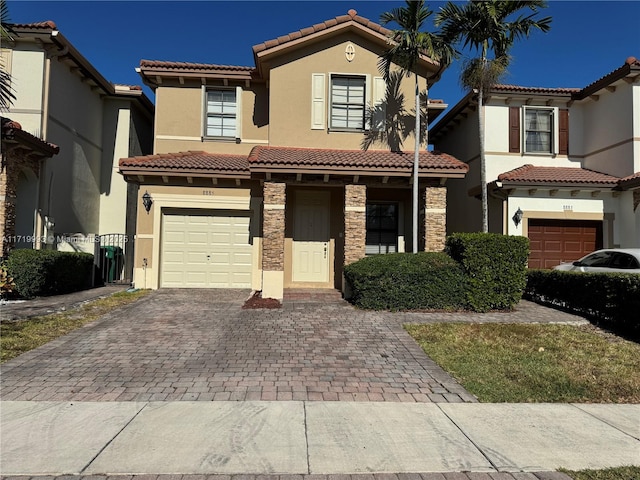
[{"x1": 554, "y1": 248, "x2": 640, "y2": 273}]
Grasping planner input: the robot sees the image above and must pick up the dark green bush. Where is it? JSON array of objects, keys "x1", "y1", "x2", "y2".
[
  {"x1": 344, "y1": 252, "x2": 468, "y2": 311},
  {"x1": 6, "y1": 249, "x2": 93, "y2": 298},
  {"x1": 446, "y1": 232, "x2": 529, "y2": 312},
  {"x1": 526, "y1": 269, "x2": 640, "y2": 334}
]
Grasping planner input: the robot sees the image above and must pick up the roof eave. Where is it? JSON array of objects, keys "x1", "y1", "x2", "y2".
[
  {"x1": 253, "y1": 21, "x2": 439, "y2": 79},
  {"x1": 498, "y1": 180, "x2": 618, "y2": 189},
  {"x1": 248, "y1": 165, "x2": 466, "y2": 178},
  {"x1": 119, "y1": 168, "x2": 251, "y2": 179}
]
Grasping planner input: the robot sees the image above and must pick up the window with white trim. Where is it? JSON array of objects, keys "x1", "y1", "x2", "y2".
[
  {"x1": 330, "y1": 75, "x2": 366, "y2": 131},
  {"x1": 205, "y1": 89, "x2": 237, "y2": 138},
  {"x1": 524, "y1": 108, "x2": 553, "y2": 153},
  {"x1": 365, "y1": 203, "x2": 398, "y2": 255}
]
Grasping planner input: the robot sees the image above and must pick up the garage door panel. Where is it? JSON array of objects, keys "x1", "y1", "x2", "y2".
[
  {"x1": 161, "y1": 211, "x2": 253, "y2": 288},
  {"x1": 528, "y1": 219, "x2": 602, "y2": 269}
]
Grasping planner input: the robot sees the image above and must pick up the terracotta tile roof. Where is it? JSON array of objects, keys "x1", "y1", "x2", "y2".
[
  {"x1": 497, "y1": 164, "x2": 619, "y2": 186},
  {"x1": 9, "y1": 21, "x2": 57, "y2": 29},
  {"x1": 139, "y1": 60, "x2": 254, "y2": 73},
  {"x1": 248, "y1": 146, "x2": 468, "y2": 176},
  {"x1": 579, "y1": 56, "x2": 640, "y2": 98},
  {"x1": 119, "y1": 151, "x2": 250, "y2": 176},
  {"x1": 1, "y1": 117, "x2": 59, "y2": 156},
  {"x1": 619, "y1": 171, "x2": 640, "y2": 189},
  {"x1": 493, "y1": 85, "x2": 580, "y2": 95},
  {"x1": 252, "y1": 9, "x2": 390, "y2": 55}
]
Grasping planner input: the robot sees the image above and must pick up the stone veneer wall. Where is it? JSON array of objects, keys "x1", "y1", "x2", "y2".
[
  {"x1": 262, "y1": 182, "x2": 286, "y2": 271},
  {"x1": 424, "y1": 186, "x2": 447, "y2": 252},
  {"x1": 344, "y1": 184, "x2": 366, "y2": 265}
]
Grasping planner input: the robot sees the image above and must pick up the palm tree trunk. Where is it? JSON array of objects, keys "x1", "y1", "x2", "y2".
[
  {"x1": 480, "y1": 45, "x2": 488, "y2": 233},
  {"x1": 413, "y1": 71, "x2": 420, "y2": 253},
  {"x1": 479, "y1": 87, "x2": 488, "y2": 233}
]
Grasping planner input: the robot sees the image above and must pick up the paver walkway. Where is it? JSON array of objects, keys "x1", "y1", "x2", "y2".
[{"x1": 0, "y1": 289, "x2": 588, "y2": 403}]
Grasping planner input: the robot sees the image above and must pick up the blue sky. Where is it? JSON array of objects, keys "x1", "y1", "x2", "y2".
[{"x1": 6, "y1": 1, "x2": 640, "y2": 114}]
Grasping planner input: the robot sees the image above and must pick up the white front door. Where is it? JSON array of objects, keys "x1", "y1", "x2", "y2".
[{"x1": 292, "y1": 191, "x2": 330, "y2": 283}]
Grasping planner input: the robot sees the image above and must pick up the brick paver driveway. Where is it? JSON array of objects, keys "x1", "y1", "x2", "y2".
[{"x1": 1, "y1": 289, "x2": 478, "y2": 403}]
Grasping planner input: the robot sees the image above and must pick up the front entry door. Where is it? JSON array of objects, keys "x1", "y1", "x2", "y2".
[{"x1": 292, "y1": 191, "x2": 330, "y2": 283}]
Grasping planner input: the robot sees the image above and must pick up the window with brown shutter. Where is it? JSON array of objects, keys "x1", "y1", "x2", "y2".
[
  {"x1": 558, "y1": 109, "x2": 569, "y2": 155},
  {"x1": 509, "y1": 106, "x2": 520, "y2": 153}
]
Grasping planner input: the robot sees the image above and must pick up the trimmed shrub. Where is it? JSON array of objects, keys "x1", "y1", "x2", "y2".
[
  {"x1": 6, "y1": 249, "x2": 93, "y2": 299},
  {"x1": 344, "y1": 252, "x2": 468, "y2": 311},
  {"x1": 446, "y1": 233, "x2": 529, "y2": 312},
  {"x1": 526, "y1": 269, "x2": 640, "y2": 334}
]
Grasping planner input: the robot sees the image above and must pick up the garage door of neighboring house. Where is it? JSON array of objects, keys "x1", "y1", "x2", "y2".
[
  {"x1": 528, "y1": 219, "x2": 603, "y2": 269},
  {"x1": 161, "y1": 210, "x2": 253, "y2": 288}
]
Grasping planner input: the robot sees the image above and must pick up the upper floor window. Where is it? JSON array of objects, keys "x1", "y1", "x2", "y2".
[
  {"x1": 205, "y1": 89, "x2": 237, "y2": 138},
  {"x1": 524, "y1": 108, "x2": 553, "y2": 153},
  {"x1": 330, "y1": 75, "x2": 365, "y2": 131}
]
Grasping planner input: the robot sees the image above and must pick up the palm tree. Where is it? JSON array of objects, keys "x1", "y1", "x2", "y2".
[
  {"x1": 436, "y1": 0, "x2": 551, "y2": 232},
  {"x1": 0, "y1": 0, "x2": 16, "y2": 111},
  {"x1": 379, "y1": 0, "x2": 454, "y2": 253}
]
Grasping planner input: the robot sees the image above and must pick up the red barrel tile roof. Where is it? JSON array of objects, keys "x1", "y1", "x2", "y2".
[
  {"x1": 139, "y1": 60, "x2": 254, "y2": 72},
  {"x1": 252, "y1": 9, "x2": 390, "y2": 55},
  {"x1": 9, "y1": 21, "x2": 57, "y2": 29},
  {"x1": 619, "y1": 171, "x2": 640, "y2": 189},
  {"x1": 498, "y1": 164, "x2": 619, "y2": 186},
  {"x1": 248, "y1": 146, "x2": 468, "y2": 174},
  {"x1": 119, "y1": 151, "x2": 250, "y2": 175},
  {"x1": 492, "y1": 85, "x2": 581, "y2": 95}
]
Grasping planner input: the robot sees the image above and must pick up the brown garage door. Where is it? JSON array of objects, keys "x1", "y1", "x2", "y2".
[{"x1": 528, "y1": 219, "x2": 603, "y2": 269}]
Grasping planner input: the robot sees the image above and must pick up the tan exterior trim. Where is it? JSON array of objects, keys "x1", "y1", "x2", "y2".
[
  {"x1": 156, "y1": 135, "x2": 202, "y2": 141},
  {"x1": 264, "y1": 203, "x2": 285, "y2": 210},
  {"x1": 569, "y1": 137, "x2": 638, "y2": 159}
]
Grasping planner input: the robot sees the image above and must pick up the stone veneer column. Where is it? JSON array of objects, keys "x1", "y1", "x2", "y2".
[
  {"x1": 262, "y1": 182, "x2": 286, "y2": 300},
  {"x1": 344, "y1": 184, "x2": 367, "y2": 265},
  {"x1": 0, "y1": 153, "x2": 16, "y2": 257},
  {"x1": 424, "y1": 186, "x2": 447, "y2": 252}
]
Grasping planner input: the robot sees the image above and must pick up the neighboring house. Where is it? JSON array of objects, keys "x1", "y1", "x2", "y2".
[
  {"x1": 119, "y1": 9, "x2": 468, "y2": 298},
  {"x1": 0, "y1": 117, "x2": 59, "y2": 257},
  {"x1": 431, "y1": 57, "x2": 640, "y2": 268},
  {"x1": 1, "y1": 21, "x2": 153, "y2": 279}
]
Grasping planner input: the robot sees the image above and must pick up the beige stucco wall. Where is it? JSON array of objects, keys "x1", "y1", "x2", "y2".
[
  {"x1": 575, "y1": 83, "x2": 637, "y2": 178},
  {"x1": 131, "y1": 182, "x2": 263, "y2": 290},
  {"x1": 268, "y1": 32, "x2": 426, "y2": 150},
  {"x1": 41, "y1": 58, "x2": 105, "y2": 237},
  {"x1": 153, "y1": 84, "x2": 269, "y2": 154},
  {"x1": 5, "y1": 47, "x2": 45, "y2": 137}
]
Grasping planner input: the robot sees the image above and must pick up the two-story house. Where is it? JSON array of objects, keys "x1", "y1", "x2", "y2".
[
  {"x1": 431, "y1": 57, "x2": 640, "y2": 268},
  {"x1": 119, "y1": 9, "x2": 468, "y2": 299},
  {"x1": 1, "y1": 21, "x2": 154, "y2": 279}
]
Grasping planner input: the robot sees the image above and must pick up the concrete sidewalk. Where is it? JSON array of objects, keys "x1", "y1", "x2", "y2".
[{"x1": 1, "y1": 401, "x2": 638, "y2": 476}]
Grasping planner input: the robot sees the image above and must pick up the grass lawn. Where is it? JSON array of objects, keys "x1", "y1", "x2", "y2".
[
  {"x1": 1, "y1": 289, "x2": 150, "y2": 363},
  {"x1": 405, "y1": 323, "x2": 640, "y2": 403},
  {"x1": 561, "y1": 466, "x2": 640, "y2": 480}
]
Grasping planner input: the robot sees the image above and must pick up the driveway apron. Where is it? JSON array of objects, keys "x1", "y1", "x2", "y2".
[{"x1": 0, "y1": 289, "x2": 476, "y2": 403}]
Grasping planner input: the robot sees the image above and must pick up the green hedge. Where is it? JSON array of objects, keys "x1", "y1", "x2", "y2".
[
  {"x1": 344, "y1": 252, "x2": 468, "y2": 311},
  {"x1": 446, "y1": 233, "x2": 530, "y2": 312},
  {"x1": 6, "y1": 249, "x2": 93, "y2": 299},
  {"x1": 526, "y1": 269, "x2": 640, "y2": 333}
]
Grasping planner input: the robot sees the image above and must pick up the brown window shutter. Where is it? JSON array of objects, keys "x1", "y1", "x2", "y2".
[
  {"x1": 558, "y1": 109, "x2": 569, "y2": 155},
  {"x1": 509, "y1": 106, "x2": 520, "y2": 153}
]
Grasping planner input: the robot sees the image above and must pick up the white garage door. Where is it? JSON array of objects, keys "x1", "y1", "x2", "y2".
[{"x1": 161, "y1": 211, "x2": 253, "y2": 288}]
